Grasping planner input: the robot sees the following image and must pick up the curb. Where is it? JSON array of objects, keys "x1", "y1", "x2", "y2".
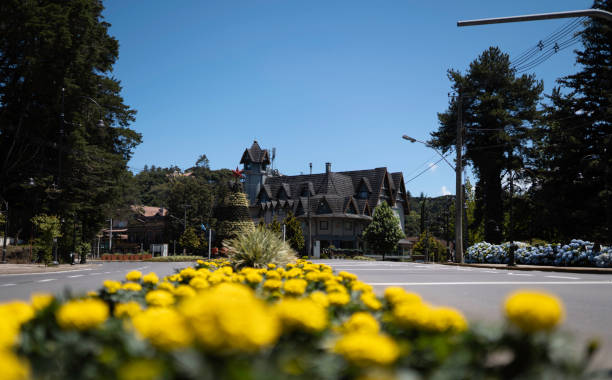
[{"x1": 441, "y1": 262, "x2": 612, "y2": 275}]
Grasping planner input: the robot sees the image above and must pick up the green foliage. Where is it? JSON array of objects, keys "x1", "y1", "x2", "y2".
[
  {"x1": 283, "y1": 212, "x2": 305, "y2": 252},
  {"x1": 224, "y1": 227, "x2": 296, "y2": 269},
  {"x1": 179, "y1": 226, "x2": 206, "y2": 253},
  {"x1": 412, "y1": 231, "x2": 447, "y2": 261},
  {"x1": 0, "y1": 0, "x2": 141, "y2": 251},
  {"x1": 432, "y1": 47, "x2": 543, "y2": 244},
  {"x1": 147, "y1": 255, "x2": 200, "y2": 262},
  {"x1": 362, "y1": 202, "x2": 405, "y2": 255},
  {"x1": 77, "y1": 242, "x2": 91, "y2": 263},
  {"x1": 31, "y1": 214, "x2": 61, "y2": 264},
  {"x1": 527, "y1": 0, "x2": 612, "y2": 243},
  {"x1": 268, "y1": 218, "x2": 282, "y2": 237}
]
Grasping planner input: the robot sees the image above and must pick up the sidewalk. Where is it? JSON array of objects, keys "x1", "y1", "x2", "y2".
[
  {"x1": 0, "y1": 263, "x2": 101, "y2": 275},
  {"x1": 442, "y1": 262, "x2": 612, "y2": 274}
]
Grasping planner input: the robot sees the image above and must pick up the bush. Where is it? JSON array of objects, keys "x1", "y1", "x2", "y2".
[
  {"x1": 224, "y1": 227, "x2": 296, "y2": 269},
  {"x1": 146, "y1": 255, "x2": 201, "y2": 262},
  {"x1": 466, "y1": 239, "x2": 612, "y2": 267}
]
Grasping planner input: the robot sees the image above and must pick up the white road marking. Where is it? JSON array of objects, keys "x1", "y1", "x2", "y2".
[
  {"x1": 37, "y1": 278, "x2": 56, "y2": 283},
  {"x1": 103, "y1": 272, "x2": 111, "y2": 274},
  {"x1": 546, "y1": 275, "x2": 580, "y2": 280},
  {"x1": 0, "y1": 268, "x2": 95, "y2": 277},
  {"x1": 369, "y1": 281, "x2": 612, "y2": 286},
  {"x1": 89, "y1": 273, "x2": 102, "y2": 275},
  {"x1": 68, "y1": 274, "x2": 84, "y2": 278},
  {"x1": 483, "y1": 270, "x2": 498, "y2": 273},
  {"x1": 0, "y1": 283, "x2": 16, "y2": 287},
  {"x1": 508, "y1": 273, "x2": 533, "y2": 276},
  {"x1": 341, "y1": 268, "x2": 429, "y2": 271}
]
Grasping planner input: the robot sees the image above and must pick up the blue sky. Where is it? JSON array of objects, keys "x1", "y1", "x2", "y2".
[{"x1": 103, "y1": 0, "x2": 591, "y2": 197}]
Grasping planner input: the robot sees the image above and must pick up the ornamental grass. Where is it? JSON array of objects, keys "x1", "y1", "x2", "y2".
[{"x1": 0, "y1": 258, "x2": 600, "y2": 379}]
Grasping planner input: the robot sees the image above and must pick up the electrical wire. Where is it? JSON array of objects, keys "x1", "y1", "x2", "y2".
[{"x1": 405, "y1": 154, "x2": 452, "y2": 184}]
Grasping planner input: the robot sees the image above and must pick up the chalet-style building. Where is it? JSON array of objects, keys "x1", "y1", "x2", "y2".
[
  {"x1": 240, "y1": 141, "x2": 410, "y2": 252},
  {"x1": 103, "y1": 206, "x2": 168, "y2": 252}
]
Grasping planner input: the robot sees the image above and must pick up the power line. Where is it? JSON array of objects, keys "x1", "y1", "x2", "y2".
[{"x1": 405, "y1": 154, "x2": 451, "y2": 184}]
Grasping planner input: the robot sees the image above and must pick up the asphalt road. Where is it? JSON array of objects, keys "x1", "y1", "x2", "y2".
[
  {"x1": 318, "y1": 259, "x2": 612, "y2": 369},
  {"x1": 0, "y1": 262, "x2": 190, "y2": 302}
]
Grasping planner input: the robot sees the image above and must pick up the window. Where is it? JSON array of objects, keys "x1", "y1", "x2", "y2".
[
  {"x1": 244, "y1": 162, "x2": 251, "y2": 170},
  {"x1": 347, "y1": 202, "x2": 357, "y2": 214},
  {"x1": 317, "y1": 200, "x2": 331, "y2": 214},
  {"x1": 320, "y1": 221, "x2": 328, "y2": 230},
  {"x1": 344, "y1": 222, "x2": 353, "y2": 231}
]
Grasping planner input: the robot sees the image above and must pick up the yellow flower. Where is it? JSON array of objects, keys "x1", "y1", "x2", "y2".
[
  {"x1": 179, "y1": 283, "x2": 279, "y2": 353},
  {"x1": 274, "y1": 298, "x2": 328, "y2": 333},
  {"x1": 157, "y1": 282, "x2": 175, "y2": 292},
  {"x1": 104, "y1": 280, "x2": 121, "y2": 294},
  {"x1": 0, "y1": 350, "x2": 30, "y2": 380},
  {"x1": 267, "y1": 263, "x2": 277, "y2": 269},
  {"x1": 207, "y1": 272, "x2": 229, "y2": 285},
  {"x1": 118, "y1": 359, "x2": 162, "y2": 380},
  {"x1": 173, "y1": 285, "x2": 196, "y2": 298},
  {"x1": 265, "y1": 270, "x2": 281, "y2": 280},
  {"x1": 351, "y1": 281, "x2": 373, "y2": 293},
  {"x1": 384, "y1": 287, "x2": 422, "y2": 306},
  {"x1": 263, "y1": 279, "x2": 283, "y2": 291},
  {"x1": 504, "y1": 291, "x2": 564, "y2": 333},
  {"x1": 114, "y1": 301, "x2": 143, "y2": 318},
  {"x1": 328, "y1": 292, "x2": 351, "y2": 306},
  {"x1": 284, "y1": 267, "x2": 303, "y2": 279},
  {"x1": 392, "y1": 302, "x2": 467, "y2": 333},
  {"x1": 245, "y1": 272, "x2": 263, "y2": 284},
  {"x1": 125, "y1": 270, "x2": 142, "y2": 282},
  {"x1": 220, "y1": 266, "x2": 234, "y2": 275},
  {"x1": 179, "y1": 267, "x2": 197, "y2": 280},
  {"x1": 132, "y1": 307, "x2": 191, "y2": 350},
  {"x1": 334, "y1": 332, "x2": 399, "y2": 366},
  {"x1": 309, "y1": 291, "x2": 329, "y2": 308},
  {"x1": 166, "y1": 274, "x2": 182, "y2": 282},
  {"x1": 56, "y1": 299, "x2": 109, "y2": 330},
  {"x1": 87, "y1": 291, "x2": 98, "y2": 298},
  {"x1": 189, "y1": 277, "x2": 209, "y2": 290},
  {"x1": 325, "y1": 281, "x2": 347, "y2": 294},
  {"x1": 122, "y1": 282, "x2": 142, "y2": 292},
  {"x1": 145, "y1": 290, "x2": 175, "y2": 308},
  {"x1": 361, "y1": 292, "x2": 382, "y2": 311},
  {"x1": 0, "y1": 301, "x2": 34, "y2": 349},
  {"x1": 283, "y1": 278, "x2": 308, "y2": 296},
  {"x1": 338, "y1": 271, "x2": 358, "y2": 282},
  {"x1": 31, "y1": 293, "x2": 54, "y2": 311},
  {"x1": 142, "y1": 272, "x2": 159, "y2": 285},
  {"x1": 342, "y1": 312, "x2": 380, "y2": 334}
]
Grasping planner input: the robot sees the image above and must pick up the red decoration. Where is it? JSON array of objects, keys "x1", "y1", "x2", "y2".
[{"x1": 232, "y1": 167, "x2": 244, "y2": 179}]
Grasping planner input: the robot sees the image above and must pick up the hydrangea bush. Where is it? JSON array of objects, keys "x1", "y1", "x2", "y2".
[
  {"x1": 466, "y1": 239, "x2": 612, "y2": 267},
  {"x1": 0, "y1": 259, "x2": 599, "y2": 380}
]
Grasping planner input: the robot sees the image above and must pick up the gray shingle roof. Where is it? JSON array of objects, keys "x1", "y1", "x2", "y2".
[{"x1": 240, "y1": 141, "x2": 271, "y2": 165}]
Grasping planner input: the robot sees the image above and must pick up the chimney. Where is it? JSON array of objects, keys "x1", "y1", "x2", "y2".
[{"x1": 325, "y1": 162, "x2": 331, "y2": 173}]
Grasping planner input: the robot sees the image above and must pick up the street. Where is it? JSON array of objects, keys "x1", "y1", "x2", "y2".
[
  {"x1": 319, "y1": 259, "x2": 612, "y2": 369},
  {"x1": 1, "y1": 259, "x2": 611, "y2": 369},
  {"x1": 0, "y1": 262, "x2": 188, "y2": 302}
]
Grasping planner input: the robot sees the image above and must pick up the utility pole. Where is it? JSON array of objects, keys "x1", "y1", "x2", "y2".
[
  {"x1": 508, "y1": 148, "x2": 516, "y2": 266},
  {"x1": 1, "y1": 197, "x2": 8, "y2": 263},
  {"x1": 208, "y1": 228, "x2": 212, "y2": 260},
  {"x1": 455, "y1": 95, "x2": 464, "y2": 263},
  {"x1": 109, "y1": 218, "x2": 113, "y2": 253},
  {"x1": 283, "y1": 223, "x2": 286, "y2": 242},
  {"x1": 180, "y1": 204, "x2": 191, "y2": 254},
  {"x1": 308, "y1": 162, "x2": 312, "y2": 259}
]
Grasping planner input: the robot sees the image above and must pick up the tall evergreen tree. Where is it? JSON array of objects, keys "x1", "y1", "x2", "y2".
[
  {"x1": 532, "y1": 0, "x2": 611, "y2": 242},
  {"x1": 432, "y1": 47, "x2": 543, "y2": 243},
  {"x1": 283, "y1": 212, "x2": 305, "y2": 253},
  {"x1": 0, "y1": 0, "x2": 141, "y2": 249}
]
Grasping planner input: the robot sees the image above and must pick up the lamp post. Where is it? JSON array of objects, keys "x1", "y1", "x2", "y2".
[
  {"x1": 402, "y1": 134, "x2": 463, "y2": 263},
  {"x1": 308, "y1": 162, "x2": 312, "y2": 259}
]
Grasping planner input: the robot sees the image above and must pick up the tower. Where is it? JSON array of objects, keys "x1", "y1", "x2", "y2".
[{"x1": 240, "y1": 140, "x2": 271, "y2": 205}]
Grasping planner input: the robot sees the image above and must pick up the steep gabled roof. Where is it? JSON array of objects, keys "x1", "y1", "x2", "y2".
[{"x1": 240, "y1": 140, "x2": 271, "y2": 164}]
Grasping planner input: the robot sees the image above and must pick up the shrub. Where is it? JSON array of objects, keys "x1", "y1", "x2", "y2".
[
  {"x1": 466, "y1": 239, "x2": 611, "y2": 267},
  {"x1": 224, "y1": 227, "x2": 296, "y2": 269}
]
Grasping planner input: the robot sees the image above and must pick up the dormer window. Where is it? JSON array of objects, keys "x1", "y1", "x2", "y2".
[
  {"x1": 244, "y1": 162, "x2": 252, "y2": 170},
  {"x1": 317, "y1": 199, "x2": 332, "y2": 214},
  {"x1": 357, "y1": 183, "x2": 369, "y2": 199}
]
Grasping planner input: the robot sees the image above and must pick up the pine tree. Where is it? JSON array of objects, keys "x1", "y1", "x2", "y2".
[
  {"x1": 268, "y1": 218, "x2": 282, "y2": 237},
  {"x1": 214, "y1": 184, "x2": 255, "y2": 245},
  {"x1": 362, "y1": 202, "x2": 405, "y2": 259},
  {"x1": 533, "y1": 0, "x2": 612, "y2": 242},
  {"x1": 179, "y1": 226, "x2": 201, "y2": 254},
  {"x1": 283, "y1": 212, "x2": 305, "y2": 252},
  {"x1": 432, "y1": 47, "x2": 543, "y2": 243}
]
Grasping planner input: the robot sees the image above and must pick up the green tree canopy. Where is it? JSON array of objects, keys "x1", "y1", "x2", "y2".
[
  {"x1": 362, "y1": 202, "x2": 405, "y2": 257},
  {"x1": 432, "y1": 47, "x2": 543, "y2": 243},
  {"x1": 283, "y1": 212, "x2": 305, "y2": 253}
]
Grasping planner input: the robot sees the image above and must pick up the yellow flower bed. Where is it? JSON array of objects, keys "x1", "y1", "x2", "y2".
[{"x1": 0, "y1": 258, "x2": 587, "y2": 380}]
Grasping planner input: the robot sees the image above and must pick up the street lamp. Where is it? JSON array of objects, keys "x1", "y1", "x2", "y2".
[{"x1": 403, "y1": 134, "x2": 464, "y2": 263}]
